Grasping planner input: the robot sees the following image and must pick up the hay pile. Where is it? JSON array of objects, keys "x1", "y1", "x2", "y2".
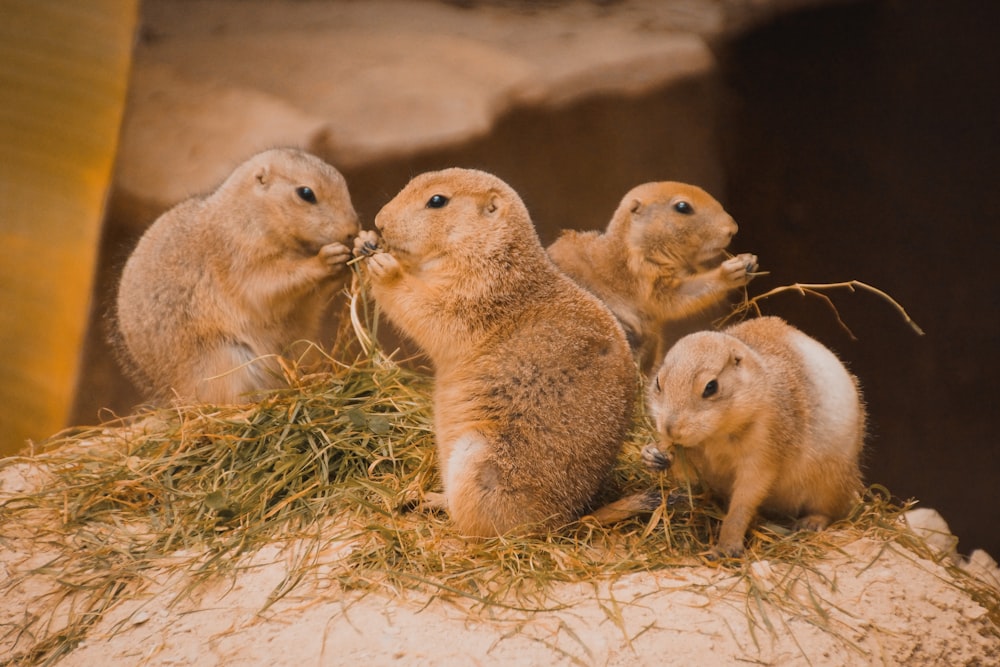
[{"x1": 1, "y1": 289, "x2": 997, "y2": 666}]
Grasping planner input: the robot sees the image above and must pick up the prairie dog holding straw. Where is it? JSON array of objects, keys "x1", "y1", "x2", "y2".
[
  {"x1": 547, "y1": 182, "x2": 759, "y2": 372},
  {"x1": 644, "y1": 316, "x2": 865, "y2": 557},
  {"x1": 116, "y1": 148, "x2": 359, "y2": 404},
  {"x1": 353, "y1": 168, "x2": 636, "y2": 537}
]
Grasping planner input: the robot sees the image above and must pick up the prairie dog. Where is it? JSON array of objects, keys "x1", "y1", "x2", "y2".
[
  {"x1": 353, "y1": 168, "x2": 636, "y2": 537},
  {"x1": 116, "y1": 148, "x2": 359, "y2": 404},
  {"x1": 644, "y1": 316, "x2": 865, "y2": 557},
  {"x1": 547, "y1": 182, "x2": 758, "y2": 372}
]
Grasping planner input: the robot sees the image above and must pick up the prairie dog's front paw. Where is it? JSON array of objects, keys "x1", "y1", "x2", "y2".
[
  {"x1": 352, "y1": 230, "x2": 383, "y2": 259},
  {"x1": 706, "y1": 542, "x2": 744, "y2": 561},
  {"x1": 712, "y1": 530, "x2": 746, "y2": 558},
  {"x1": 721, "y1": 253, "x2": 759, "y2": 286},
  {"x1": 641, "y1": 443, "x2": 672, "y2": 471},
  {"x1": 319, "y1": 242, "x2": 352, "y2": 275},
  {"x1": 366, "y1": 251, "x2": 402, "y2": 282}
]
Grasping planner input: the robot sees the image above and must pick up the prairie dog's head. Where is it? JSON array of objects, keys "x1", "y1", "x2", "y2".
[
  {"x1": 220, "y1": 148, "x2": 359, "y2": 253},
  {"x1": 609, "y1": 182, "x2": 737, "y2": 270},
  {"x1": 648, "y1": 331, "x2": 760, "y2": 448},
  {"x1": 373, "y1": 168, "x2": 544, "y2": 273}
]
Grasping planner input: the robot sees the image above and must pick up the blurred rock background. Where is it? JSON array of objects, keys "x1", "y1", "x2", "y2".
[{"x1": 2, "y1": 0, "x2": 997, "y2": 557}]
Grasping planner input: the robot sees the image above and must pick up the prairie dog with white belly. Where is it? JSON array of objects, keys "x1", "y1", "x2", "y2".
[{"x1": 643, "y1": 316, "x2": 866, "y2": 557}]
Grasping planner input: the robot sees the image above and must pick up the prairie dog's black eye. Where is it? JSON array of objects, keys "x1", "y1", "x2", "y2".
[
  {"x1": 426, "y1": 194, "x2": 449, "y2": 209},
  {"x1": 702, "y1": 379, "x2": 718, "y2": 398},
  {"x1": 296, "y1": 186, "x2": 317, "y2": 204},
  {"x1": 673, "y1": 200, "x2": 694, "y2": 215}
]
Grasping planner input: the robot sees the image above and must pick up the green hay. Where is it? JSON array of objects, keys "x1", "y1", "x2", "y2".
[{"x1": 0, "y1": 281, "x2": 994, "y2": 666}]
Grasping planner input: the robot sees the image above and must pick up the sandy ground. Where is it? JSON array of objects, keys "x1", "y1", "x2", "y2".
[
  {"x1": 2, "y1": 457, "x2": 998, "y2": 666},
  {"x1": 59, "y1": 542, "x2": 1000, "y2": 666}
]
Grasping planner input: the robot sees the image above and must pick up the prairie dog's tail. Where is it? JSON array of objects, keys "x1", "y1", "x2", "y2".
[{"x1": 588, "y1": 488, "x2": 664, "y2": 525}]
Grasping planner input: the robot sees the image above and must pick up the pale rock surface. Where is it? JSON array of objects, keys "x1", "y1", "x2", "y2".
[
  {"x1": 905, "y1": 507, "x2": 960, "y2": 563},
  {"x1": 964, "y1": 550, "x2": 1000, "y2": 591},
  {"x1": 40, "y1": 536, "x2": 1000, "y2": 667},
  {"x1": 115, "y1": 0, "x2": 852, "y2": 207},
  {"x1": 120, "y1": 0, "x2": 712, "y2": 206}
]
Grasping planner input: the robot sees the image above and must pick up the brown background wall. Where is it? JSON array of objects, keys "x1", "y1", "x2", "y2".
[{"x1": 716, "y1": 0, "x2": 1000, "y2": 558}]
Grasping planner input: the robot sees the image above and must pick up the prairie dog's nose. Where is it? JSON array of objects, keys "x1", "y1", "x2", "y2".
[
  {"x1": 664, "y1": 423, "x2": 677, "y2": 442},
  {"x1": 655, "y1": 414, "x2": 676, "y2": 441}
]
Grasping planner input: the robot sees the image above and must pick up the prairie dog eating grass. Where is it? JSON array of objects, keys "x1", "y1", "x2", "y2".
[
  {"x1": 643, "y1": 316, "x2": 866, "y2": 557},
  {"x1": 353, "y1": 168, "x2": 636, "y2": 537},
  {"x1": 116, "y1": 148, "x2": 359, "y2": 404},
  {"x1": 547, "y1": 181, "x2": 759, "y2": 372}
]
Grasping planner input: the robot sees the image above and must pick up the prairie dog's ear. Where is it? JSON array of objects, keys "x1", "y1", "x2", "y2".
[
  {"x1": 629, "y1": 198, "x2": 642, "y2": 214},
  {"x1": 730, "y1": 349, "x2": 743, "y2": 367},
  {"x1": 255, "y1": 165, "x2": 270, "y2": 188},
  {"x1": 484, "y1": 190, "x2": 504, "y2": 216}
]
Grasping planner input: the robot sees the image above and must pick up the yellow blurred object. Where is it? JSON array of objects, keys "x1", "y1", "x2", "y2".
[{"x1": 0, "y1": 0, "x2": 138, "y2": 455}]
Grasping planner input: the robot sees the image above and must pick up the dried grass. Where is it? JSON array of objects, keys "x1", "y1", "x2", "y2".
[
  {"x1": 0, "y1": 276, "x2": 993, "y2": 666},
  {"x1": 727, "y1": 279, "x2": 926, "y2": 338}
]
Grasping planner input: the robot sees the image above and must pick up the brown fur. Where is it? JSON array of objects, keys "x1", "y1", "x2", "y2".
[
  {"x1": 639, "y1": 316, "x2": 866, "y2": 556},
  {"x1": 547, "y1": 182, "x2": 758, "y2": 372},
  {"x1": 353, "y1": 168, "x2": 636, "y2": 537},
  {"x1": 115, "y1": 148, "x2": 359, "y2": 404}
]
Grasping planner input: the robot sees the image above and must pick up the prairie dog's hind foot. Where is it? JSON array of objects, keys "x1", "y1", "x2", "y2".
[
  {"x1": 398, "y1": 491, "x2": 449, "y2": 515},
  {"x1": 794, "y1": 513, "x2": 833, "y2": 533}
]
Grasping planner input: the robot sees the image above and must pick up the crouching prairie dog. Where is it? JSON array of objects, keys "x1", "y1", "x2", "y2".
[
  {"x1": 353, "y1": 168, "x2": 636, "y2": 537},
  {"x1": 643, "y1": 316, "x2": 866, "y2": 557},
  {"x1": 547, "y1": 182, "x2": 759, "y2": 372},
  {"x1": 115, "y1": 148, "x2": 359, "y2": 404}
]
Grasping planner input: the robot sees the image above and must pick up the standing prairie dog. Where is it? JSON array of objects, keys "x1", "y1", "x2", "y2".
[
  {"x1": 547, "y1": 182, "x2": 759, "y2": 372},
  {"x1": 353, "y1": 168, "x2": 636, "y2": 537},
  {"x1": 644, "y1": 316, "x2": 866, "y2": 557},
  {"x1": 115, "y1": 148, "x2": 359, "y2": 404}
]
